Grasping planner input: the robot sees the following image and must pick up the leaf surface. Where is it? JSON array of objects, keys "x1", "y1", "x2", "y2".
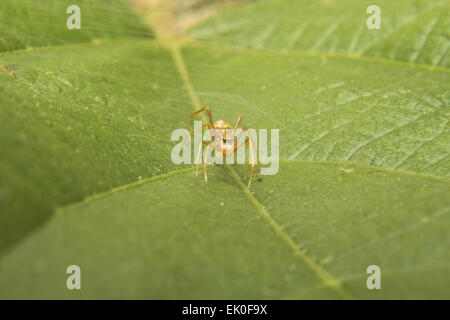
[{"x1": 0, "y1": 0, "x2": 449, "y2": 299}]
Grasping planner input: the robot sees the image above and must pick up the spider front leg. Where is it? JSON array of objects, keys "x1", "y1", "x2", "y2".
[
  {"x1": 195, "y1": 141, "x2": 209, "y2": 177},
  {"x1": 234, "y1": 128, "x2": 257, "y2": 188},
  {"x1": 203, "y1": 143, "x2": 211, "y2": 182},
  {"x1": 182, "y1": 124, "x2": 211, "y2": 152},
  {"x1": 236, "y1": 139, "x2": 252, "y2": 180}
]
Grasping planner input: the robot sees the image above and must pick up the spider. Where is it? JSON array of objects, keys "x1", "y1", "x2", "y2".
[{"x1": 189, "y1": 107, "x2": 256, "y2": 188}]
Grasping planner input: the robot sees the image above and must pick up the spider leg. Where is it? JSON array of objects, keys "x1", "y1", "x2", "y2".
[
  {"x1": 195, "y1": 141, "x2": 209, "y2": 176},
  {"x1": 243, "y1": 160, "x2": 250, "y2": 181},
  {"x1": 241, "y1": 155, "x2": 261, "y2": 182},
  {"x1": 234, "y1": 137, "x2": 249, "y2": 152},
  {"x1": 203, "y1": 143, "x2": 211, "y2": 182},
  {"x1": 233, "y1": 135, "x2": 250, "y2": 180},
  {"x1": 191, "y1": 106, "x2": 214, "y2": 128},
  {"x1": 234, "y1": 125, "x2": 251, "y2": 147}
]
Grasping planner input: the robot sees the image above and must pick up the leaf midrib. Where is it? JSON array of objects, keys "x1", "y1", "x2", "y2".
[{"x1": 0, "y1": 38, "x2": 129, "y2": 58}]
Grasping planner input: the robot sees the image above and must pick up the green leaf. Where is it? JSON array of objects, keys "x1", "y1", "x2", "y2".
[
  {"x1": 181, "y1": 43, "x2": 449, "y2": 177},
  {"x1": 0, "y1": 39, "x2": 190, "y2": 250},
  {"x1": 189, "y1": 0, "x2": 449, "y2": 68},
  {"x1": 0, "y1": 0, "x2": 152, "y2": 52},
  {"x1": 0, "y1": 0, "x2": 449, "y2": 299}
]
